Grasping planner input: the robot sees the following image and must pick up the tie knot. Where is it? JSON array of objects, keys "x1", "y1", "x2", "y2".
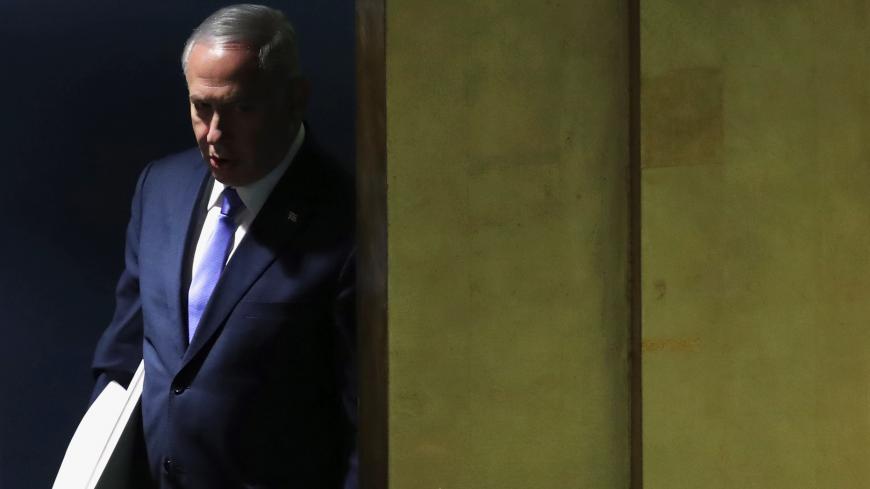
[{"x1": 220, "y1": 187, "x2": 245, "y2": 219}]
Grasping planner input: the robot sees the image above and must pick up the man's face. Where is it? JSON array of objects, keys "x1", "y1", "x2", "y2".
[{"x1": 185, "y1": 43, "x2": 296, "y2": 186}]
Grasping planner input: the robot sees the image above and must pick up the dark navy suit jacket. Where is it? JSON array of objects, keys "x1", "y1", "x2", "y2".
[{"x1": 91, "y1": 137, "x2": 356, "y2": 489}]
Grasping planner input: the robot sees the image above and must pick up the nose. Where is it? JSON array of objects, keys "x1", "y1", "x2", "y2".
[{"x1": 206, "y1": 111, "x2": 227, "y2": 145}]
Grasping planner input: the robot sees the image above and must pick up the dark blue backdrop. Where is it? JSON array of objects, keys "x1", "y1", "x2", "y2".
[{"x1": 0, "y1": 2, "x2": 354, "y2": 487}]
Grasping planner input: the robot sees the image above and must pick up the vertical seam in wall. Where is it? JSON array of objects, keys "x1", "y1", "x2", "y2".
[
  {"x1": 356, "y1": 0, "x2": 388, "y2": 486},
  {"x1": 628, "y1": 0, "x2": 643, "y2": 487}
]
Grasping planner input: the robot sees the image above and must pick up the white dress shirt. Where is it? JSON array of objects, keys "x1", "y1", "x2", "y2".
[{"x1": 190, "y1": 124, "x2": 305, "y2": 275}]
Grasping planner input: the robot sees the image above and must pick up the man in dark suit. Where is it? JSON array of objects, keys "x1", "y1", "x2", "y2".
[{"x1": 90, "y1": 5, "x2": 356, "y2": 488}]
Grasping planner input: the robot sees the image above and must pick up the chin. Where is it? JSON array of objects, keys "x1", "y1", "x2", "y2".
[
  {"x1": 211, "y1": 172, "x2": 242, "y2": 187},
  {"x1": 208, "y1": 166, "x2": 236, "y2": 184}
]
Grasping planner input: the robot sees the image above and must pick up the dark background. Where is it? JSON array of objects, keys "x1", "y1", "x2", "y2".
[{"x1": 0, "y1": 2, "x2": 354, "y2": 487}]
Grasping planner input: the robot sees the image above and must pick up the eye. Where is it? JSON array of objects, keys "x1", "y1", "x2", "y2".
[{"x1": 192, "y1": 101, "x2": 212, "y2": 112}]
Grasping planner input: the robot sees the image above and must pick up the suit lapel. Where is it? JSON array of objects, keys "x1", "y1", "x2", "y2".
[
  {"x1": 165, "y1": 158, "x2": 211, "y2": 362},
  {"x1": 180, "y1": 141, "x2": 318, "y2": 367}
]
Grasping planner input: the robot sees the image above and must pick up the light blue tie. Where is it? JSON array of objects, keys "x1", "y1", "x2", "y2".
[{"x1": 187, "y1": 187, "x2": 245, "y2": 344}]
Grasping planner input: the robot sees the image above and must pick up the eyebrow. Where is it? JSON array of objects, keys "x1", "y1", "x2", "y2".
[{"x1": 189, "y1": 93, "x2": 254, "y2": 104}]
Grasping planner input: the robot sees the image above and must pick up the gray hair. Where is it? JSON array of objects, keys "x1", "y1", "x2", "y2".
[{"x1": 181, "y1": 4, "x2": 301, "y2": 81}]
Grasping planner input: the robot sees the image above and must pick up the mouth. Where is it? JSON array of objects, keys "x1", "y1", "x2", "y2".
[{"x1": 209, "y1": 155, "x2": 232, "y2": 168}]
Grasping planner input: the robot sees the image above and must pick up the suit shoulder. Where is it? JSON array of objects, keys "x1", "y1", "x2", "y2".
[
  {"x1": 147, "y1": 147, "x2": 203, "y2": 174},
  {"x1": 307, "y1": 151, "x2": 355, "y2": 224},
  {"x1": 137, "y1": 148, "x2": 204, "y2": 187},
  {"x1": 297, "y1": 140, "x2": 354, "y2": 206}
]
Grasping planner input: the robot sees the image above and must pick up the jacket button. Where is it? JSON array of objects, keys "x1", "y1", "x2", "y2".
[
  {"x1": 173, "y1": 385, "x2": 186, "y2": 395},
  {"x1": 163, "y1": 457, "x2": 175, "y2": 473}
]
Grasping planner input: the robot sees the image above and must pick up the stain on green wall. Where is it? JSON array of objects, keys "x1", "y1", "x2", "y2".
[
  {"x1": 387, "y1": 1, "x2": 631, "y2": 488},
  {"x1": 642, "y1": 67, "x2": 723, "y2": 168}
]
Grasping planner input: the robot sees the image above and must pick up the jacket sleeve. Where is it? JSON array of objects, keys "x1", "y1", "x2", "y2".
[
  {"x1": 334, "y1": 246, "x2": 358, "y2": 489},
  {"x1": 89, "y1": 163, "x2": 152, "y2": 403}
]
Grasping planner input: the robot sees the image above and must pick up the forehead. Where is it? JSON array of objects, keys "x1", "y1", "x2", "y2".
[{"x1": 185, "y1": 43, "x2": 264, "y2": 96}]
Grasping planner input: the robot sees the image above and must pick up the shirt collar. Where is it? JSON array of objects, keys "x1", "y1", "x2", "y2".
[{"x1": 206, "y1": 123, "x2": 306, "y2": 217}]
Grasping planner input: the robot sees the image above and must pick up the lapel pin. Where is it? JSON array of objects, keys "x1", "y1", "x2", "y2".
[{"x1": 287, "y1": 210, "x2": 299, "y2": 223}]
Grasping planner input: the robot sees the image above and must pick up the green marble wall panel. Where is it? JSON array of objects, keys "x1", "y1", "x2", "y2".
[
  {"x1": 386, "y1": 1, "x2": 631, "y2": 487},
  {"x1": 643, "y1": 2, "x2": 870, "y2": 487}
]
